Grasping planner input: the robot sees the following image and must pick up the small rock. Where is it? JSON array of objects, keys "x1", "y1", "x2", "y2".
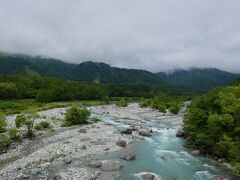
[
  {"x1": 64, "y1": 157, "x2": 72, "y2": 164},
  {"x1": 47, "y1": 175, "x2": 63, "y2": 180},
  {"x1": 88, "y1": 160, "x2": 102, "y2": 168},
  {"x1": 176, "y1": 130, "x2": 184, "y2": 137},
  {"x1": 139, "y1": 131, "x2": 152, "y2": 137},
  {"x1": 81, "y1": 145, "x2": 87, "y2": 150},
  {"x1": 121, "y1": 128, "x2": 133, "y2": 135},
  {"x1": 160, "y1": 156, "x2": 166, "y2": 160},
  {"x1": 91, "y1": 125, "x2": 96, "y2": 128},
  {"x1": 101, "y1": 160, "x2": 123, "y2": 171},
  {"x1": 212, "y1": 175, "x2": 224, "y2": 180},
  {"x1": 121, "y1": 152, "x2": 136, "y2": 161},
  {"x1": 21, "y1": 174, "x2": 30, "y2": 179},
  {"x1": 79, "y1": 128, "x2": 87, "y2": 133},
  {"x1": 30, "y1": 168, "x2": 40, "y2": 175},
  {"x1": 191, "y1": 150, "x2": 200, "y2": 155},
  {"x1": 116, "y1": 140, "x2": 127, "y2": 147},
  {"x1": 103, "y1": 147, "x2": 110, "y2": 151},
  {"x1": 138, "y1": 172, "x2": 155, "y2": 180}
]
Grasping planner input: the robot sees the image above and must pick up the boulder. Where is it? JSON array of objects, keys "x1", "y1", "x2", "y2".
[
  {"x1": 81, "y1": 145, "x2": 87, "y2": 150},
  {"x1": 138, "y1": 172, "x2": 155, "y2": 180},
  {"x1": 64, "y1": 157, "x2": 72, "y2": 164},
  {"x1": 116, "y1": 140, "x2": 127, "y2": 147},
  {"x1": 79, "y1": 129, "x2": 87, "y2": 133},
  {"x1": 121, "y1": 152, "x2": 136, "y2": 161},
  {"x1": 88, "y1": 160, "x2": 102, "y2": 168},
  {"x1": 212, "y1": 176, "x2": 224, "y2": 180},
  {"x1": 101, "y1": 160, "x2": 123, "y2": 171},
  {"x1": 121, "y1": 128, "x2": 133, "y2": 135},
  {"x1": 139, "y1": 131, "x2": 152, "y2": 137},
  {"x1": 21, "y1": 174, "x2": 30, "y2": 179},
  {"x1": 191, "y1": 150, "x2": 200, "y2": 155},
  {"x1": 47, "y1": 175, "x2": 63, "y2": 180},
  {"x1": 176, "y1": 130, "x2": 184, "y2": 137}
]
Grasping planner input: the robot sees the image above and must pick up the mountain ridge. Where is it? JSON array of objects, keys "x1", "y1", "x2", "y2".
[{"x1": 0, "y1": 53, "x2": 238, "y2": 92}]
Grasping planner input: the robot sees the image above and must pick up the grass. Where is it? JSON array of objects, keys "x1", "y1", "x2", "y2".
[{"x1": 0, "y1": 99, "x2": 115, "y2": 115}]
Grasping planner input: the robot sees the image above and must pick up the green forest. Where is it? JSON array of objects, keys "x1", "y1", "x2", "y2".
[{"x1": 184, "y1": 78, "x2": 240, "y2": 174}]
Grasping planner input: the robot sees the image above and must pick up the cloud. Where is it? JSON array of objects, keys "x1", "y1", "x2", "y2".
[{"x1": 0, "y1": 0, "x2": 240, "y2": 73}]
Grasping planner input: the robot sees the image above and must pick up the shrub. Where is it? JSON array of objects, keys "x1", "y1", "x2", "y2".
[
  {"x1": 8, "y1": 128, "x2": 19, "y2": 140},
  {"x1": 116, "y1": 98, "x2": 128, "y2": 107},
  {"x1": 169, "y1": 103, "x2": 181, "y2": 114},
  {"x1": 0, "y1": 114, "x2": 7, "y2": 133},
  {"x1": 158, "y1": 104, "x2": 166, "y2": 113},
  {"x1": 0, "y1": 133, "x2": 11, "y2": 150},
  {"x1": 63, "y1": 105, "x2": 90, "y2": 126},
  {"x1": 15, "y1": 113, "x2": 39, "y2": 137},
  {"x1": 35, "y1": 121, "x2": 52, "y2": 131}
]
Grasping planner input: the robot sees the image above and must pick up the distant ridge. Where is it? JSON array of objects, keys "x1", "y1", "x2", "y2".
[{"x1": 0, "y1": 53, "x2": 238, "y2": 92}]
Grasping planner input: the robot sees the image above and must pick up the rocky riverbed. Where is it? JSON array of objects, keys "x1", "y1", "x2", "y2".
[
  {"x1": 1, "y1": 103, "x2": 168, "y2": 180},
  {"x1": 0, "y1": 103, "x2": 236, "y2": 180}
]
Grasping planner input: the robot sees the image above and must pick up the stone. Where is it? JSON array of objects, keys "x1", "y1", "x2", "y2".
[
  {"x1": 101, "y1": 160, "x2": 123, "y2": 171},
  {"x1": 30, "y1": 168, "x2": 40, "y2": 175},
  {"x1": 21, "y1": 174, "x2": 30, "y2": 179},
  {"x1": 78, "y1": 128, "x2": 87, "y2": 133},
  {"x1": 81, "y1": 145, "x2": 87, "y2": 150},
  {"x1": 116, "y1": 140, "x2": 127, "y2": 147},
  {"x1": 121, "y1": 128, "x2": 133, "y2": 135},
  {"x1": 176, "y1": 130, "x2": 184, "y2": 137},
  {"x1": 212, "y1": 176, "x2": 224, "y2": 180},
  {"x1": 138, "y1": 172, "x2": 155, "y2": 180},
  {"x1": 103, "y1": 147, "x2": 110, "y2": 151},
  {"x1": 191, "y1": 150, "x2": 200, "y2": 155},
  {"x1": 139, "y1": 131, "x2": 152, "y2": 137},
  {"x1": 88, "y1": 160, "x2": 102, "y2": 168},
  {"x1": 64, "y1": 157, "x2": 72, "y2": 164},
  {"x1": 160, "y1": 156, "x2": 166, "y2": 160},
  {"x1": 47, "y1": 175, "x2": 63, "y2": 180},
  {"x1": 121, "y1": 152, "x2": 136, "y2": 161}
]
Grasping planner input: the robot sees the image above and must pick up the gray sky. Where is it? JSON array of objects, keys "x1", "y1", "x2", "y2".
[{"x1": 0, "y1": 0, "x2": 240, "y2": 73}]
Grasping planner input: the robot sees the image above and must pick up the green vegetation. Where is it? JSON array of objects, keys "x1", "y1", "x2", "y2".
[
  {"x1": 15, "y1": 113, "x2": 40, "y2": 137},
  {"x1": 139, "y1": 93, "x2": 182, "y2": 114},
  {"x1": 0, "y1": 133, "x2": 10, "y2": 151},
  {"x1": 184, "y1": 81, "x2": 240, "y2": 174},
  {"x1": 116, "y1": 98, "x2": 128, "y2": 107},
  {"x1": 63, "y1": 104, "x2": 91, "y2": 126},
  {"x1": 35, "y1": 121, "x2": 52, "y2": 131},
  {"x1": 8, "y1": 128, "x2": 19, "y2": 140},
  {"x1": 0, "y1": 114, "x2": 7, "y2": 133}
]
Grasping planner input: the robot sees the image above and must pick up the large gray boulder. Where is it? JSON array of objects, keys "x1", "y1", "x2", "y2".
[
  {"x1": 191, "y1": 150, "x2": 200, "y2": 155},
  {"x1": 121, "y1": 151, "x2": 136, "y2": 161},
  {"x1": 88, "y1": 160, "x2": 102, "y2": 168},
  {"x1": 121, "y1": 128, "x2": 133, "y2": 135},
  {"x1": 139, "y1": 130, "x2": 152, "y2": 137},
  {"x1": 137, "y1": 172, "x2": 155, "y2": 180},
  {"x1": 116, "y1": 140, "x2": 127, "y2": 147},
  {"x1": 176, "y1": 130, "x2": 184, "y2": 137},
  {"x1": 101, "y1": 160, "x2": 123, "y2": 171}
]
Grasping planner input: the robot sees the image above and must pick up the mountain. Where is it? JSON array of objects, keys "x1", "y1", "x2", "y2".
[
  {"x1": 157, "y1": 68, "x2": 239, "y2": 92},
  {"x1": 65, "y1": 61, "x2": 162, "y2": 84},
  {"x1": 0, "y1": 53, "x2": 238, "y2": 92},
  {"x1": 0, "y1": 53, "x2": 162, "y2": 85}
]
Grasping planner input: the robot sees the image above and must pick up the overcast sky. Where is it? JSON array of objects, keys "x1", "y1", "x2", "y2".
[{"x1": 0, "y1": 0, "x2": 240, "y2": 73}]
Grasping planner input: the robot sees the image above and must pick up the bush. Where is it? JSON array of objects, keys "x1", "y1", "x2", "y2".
[
  {"x1": 169, "y1": 103, "x2": 181, "y2": 114},
  {"x1": 158, "y1": 104, "x2": 166, "y2": 113},
  {"x1": 116, "y1": 98, "x2": 128, "y2": 107},
  {"x1": 35, "y1": 121, "x2": 52, "y2": 131},
  {"x1": 15, "y1": 113, "x2": 39, "y2": 137},
  {"x1": 63, "y1": 105, "x2": 90, "y2": 126},
  {"x1": 0, "y1": 133, "x2": 11, "y2": 150},
  {"x1": 0, "y1": 114, "x2": 7, "y2": 133},
  {"x1": 8, "y1": 128, "x2": 19, "y2": 140}
]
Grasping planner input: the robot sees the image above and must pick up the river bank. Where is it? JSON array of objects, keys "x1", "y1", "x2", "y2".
[{"x1": 0, "y1": 103, "x2": 238, "y2": 180}]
